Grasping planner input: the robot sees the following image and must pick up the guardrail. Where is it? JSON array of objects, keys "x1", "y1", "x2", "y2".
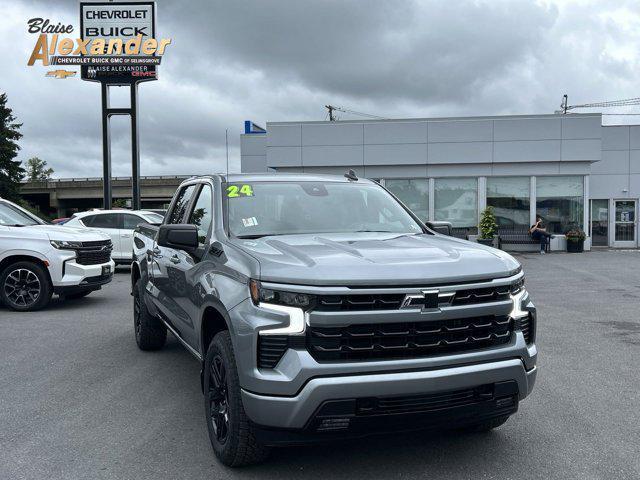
[{"x1": 21, "y1": 175, "x2": 193, "y2": 186}]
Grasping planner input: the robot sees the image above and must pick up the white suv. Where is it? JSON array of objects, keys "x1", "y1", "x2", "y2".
[
  {"x1": 0, "y1": 198, "x2": 116, "y2": 311},
  {"x1": 65, "y1": 210, "x2": 163, "y2": 263}
]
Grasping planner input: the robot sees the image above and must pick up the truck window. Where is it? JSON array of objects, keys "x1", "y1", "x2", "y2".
[
  {"x1": 225, "y1": 181, "x2": 423, "y2": 238},
  {"x1": 167, "y1": 184, "x2": 197, "y2": 224},
  {"x1": 187, "y1": 184, "x2": 213, "y2": 244}
]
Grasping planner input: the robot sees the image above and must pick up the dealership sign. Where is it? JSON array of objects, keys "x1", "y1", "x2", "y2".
[
  {"x1": 80, "y1": 1, "x2": 161, "y2": 83},
  {"x1": 27, "y1": 1, "x2": 171, "y2": 84}
]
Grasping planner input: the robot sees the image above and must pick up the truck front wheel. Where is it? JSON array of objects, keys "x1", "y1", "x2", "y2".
[
  {"x1": 133, "y1": 279, "x2": 166, "y2": 350},
  {"x1": 204, "y1": 331, "x2": 270, "y2": 467},
  {"x1": 0, "y1": 261, "x2": 52, "y2": 311}
]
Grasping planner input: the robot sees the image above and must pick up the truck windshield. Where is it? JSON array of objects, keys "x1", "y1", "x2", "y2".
[
  {"x1": 225, "y1": 181, "x2": 423, "y2": 238},
  {"x1": 0, "y1": 202, "x2": 42, "y2": 226}
]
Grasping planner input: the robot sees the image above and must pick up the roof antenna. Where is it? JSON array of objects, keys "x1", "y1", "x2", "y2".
[{"x1": 344, "y1": 169, "x2": 358, "y2": 181}]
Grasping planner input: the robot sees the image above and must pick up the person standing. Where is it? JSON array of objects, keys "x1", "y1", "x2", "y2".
[{"x1": 529, "y1": 215, "x2": 552, "y2": 254}]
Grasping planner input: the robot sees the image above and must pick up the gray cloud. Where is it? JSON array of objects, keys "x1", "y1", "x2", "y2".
[{"x1": 2, "y1": 0, "x2": 640, "y2": 178}]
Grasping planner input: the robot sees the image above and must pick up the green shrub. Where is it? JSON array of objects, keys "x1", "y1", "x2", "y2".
[{"x1": 479, "y1": 206, "x2": 498, "y2": 239}]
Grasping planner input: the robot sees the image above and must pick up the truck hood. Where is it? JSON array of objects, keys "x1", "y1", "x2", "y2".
[
  {"x1": 234, "y1": 233, "x2": 520, "y2": 286},
  {"x1": 6, "y1": 224, "x2": 110, "y2": 242}
]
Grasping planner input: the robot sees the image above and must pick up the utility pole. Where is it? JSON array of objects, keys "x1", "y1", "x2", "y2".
[{"x1": 325, "y1": 105, "x2": 336, "y2": 121}]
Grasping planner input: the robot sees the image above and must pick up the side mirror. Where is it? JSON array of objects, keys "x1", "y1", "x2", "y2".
[
  {"x1": 157, "y1": 224, "x2": 199, "y2": 251},
  {"x1": 425, "y1": 221, "x2": 453, "y2": 236}
]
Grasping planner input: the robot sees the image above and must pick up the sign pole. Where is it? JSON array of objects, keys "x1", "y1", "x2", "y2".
[
  {"x1": 130, "y1": 83, "x2": 141, "y2": 210},
  {"x1": 101, "y1": 82, "x2": 112, "y2": 209},
  {"x1": 80, "y1": 1, "x2": 161, "y2": 211}
]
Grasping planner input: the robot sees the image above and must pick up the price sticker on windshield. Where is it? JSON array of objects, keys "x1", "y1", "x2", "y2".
[{"x1": 227, "y1": 184, "x2": 254, "y2": 198}]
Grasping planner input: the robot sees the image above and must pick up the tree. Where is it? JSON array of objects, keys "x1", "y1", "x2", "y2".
[
  {"x1": 24, "y1": 157, "x2": 54, "y2": 181},
  {"x1": 0, "y1": 93, "x2": 25, "y2": 201}
]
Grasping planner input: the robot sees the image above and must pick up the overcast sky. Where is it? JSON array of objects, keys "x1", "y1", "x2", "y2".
[{"x1": 2, "y1": 0, "x2": 640, "y2": 178}]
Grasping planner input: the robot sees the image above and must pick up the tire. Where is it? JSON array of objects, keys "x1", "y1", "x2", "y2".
[
  {"x1": 204, "y1": 331, "x2": 270, "y2": 467},
  {"x1": 133, "y1": 279, "x2": 166, "y2": 350},
  {"x1": 465, "y1": 415, "x2": 510, "y2": 432},
  {"x1": 64, "y1": 290, "x2": 93, "y2": 300},
  {"x1": 0, "y1": 261, "x2": 52, "y2": 311}
]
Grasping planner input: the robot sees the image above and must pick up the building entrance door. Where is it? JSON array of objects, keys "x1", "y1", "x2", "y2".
[{"x1": 613, "y1": 200, "x2": 637, "y2": 248}]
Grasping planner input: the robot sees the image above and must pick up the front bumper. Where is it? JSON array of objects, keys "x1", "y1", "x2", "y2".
[
  {"x1": 227, "y1": 281, "x2": 538, "y2": 437},
  {"x1": 242, "y1": 358, "x2": 536, "y2": 435},
  {"x1": 52, "y1": 259, "x2": 115, "y2": 294}
]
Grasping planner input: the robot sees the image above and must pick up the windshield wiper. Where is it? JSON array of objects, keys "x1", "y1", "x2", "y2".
[{"x1": 235, "y1": 234, "x2": 273, "y2": 239}]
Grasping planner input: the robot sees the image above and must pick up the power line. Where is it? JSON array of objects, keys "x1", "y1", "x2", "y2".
[
  {"x1": 559, "y1": 94, "x2": 640, "y2": 113},
  {"x1": 325, "y1": 104, "x2": 386, "y2": 121}
]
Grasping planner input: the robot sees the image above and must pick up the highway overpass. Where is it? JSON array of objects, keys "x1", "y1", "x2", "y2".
[{"x1": 20, "y1": 176, "x2": 190, "y2": 217}]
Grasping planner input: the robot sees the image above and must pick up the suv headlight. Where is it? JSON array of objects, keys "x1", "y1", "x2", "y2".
[
  {"x1": 50, "y1": 240, "x2": 83, "y2": 250},
  {"x1": 249, "y1": 279, "x2": 315, "y2": 310}
]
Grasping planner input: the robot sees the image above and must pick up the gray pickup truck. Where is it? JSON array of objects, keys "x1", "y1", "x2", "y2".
[{"x1": 131, "y1": 173, "x2": 537, "y2": 467}]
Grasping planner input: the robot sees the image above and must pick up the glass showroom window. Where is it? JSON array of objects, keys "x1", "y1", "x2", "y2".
[
  {"x1": 536, "y1": 176, "x2": 584, "y2": 234},
  {"x1": 486, "y1": 177, "x2": 530, "y2": 228},
  {"x1": 385, "y1": 179, "x2": 429, "y2": 221},
  {"x1": 434, "y1": 178, "x2": 478, "y2": 234}
]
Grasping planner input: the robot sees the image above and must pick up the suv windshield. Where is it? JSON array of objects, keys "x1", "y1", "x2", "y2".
[
  {"x1": 0, "y1": 202, "x2": 41, "y2": 226},
  {"x1": 225, "y1": 181, "x2": 423, "y2": 238}
]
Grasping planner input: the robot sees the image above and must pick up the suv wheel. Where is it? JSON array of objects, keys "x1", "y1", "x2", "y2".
[
  {"x1": 204, "y1": 331, "x2": 269, "y2": 467},
  {"x1": 133, "y1": 279, "x2": 166, "y2": 350},
  {"x1": 0, "y1": 261, "x2": 52, "y2": 311}
]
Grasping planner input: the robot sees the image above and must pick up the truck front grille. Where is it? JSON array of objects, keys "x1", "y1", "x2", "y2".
[
  {"x1": 451, "y1": 285, "x2": 511, "y2": 306},
  {"x1": 313, "y1": 284, "x2": 511, "y2": 312},
  {"x1": 75, "y1": 240, "x2": 112, "y2": 265},
  {"x1": 307, "y1": 315, "x2": 512, "y2": 362},
  {"x1": 519, "y1": 313, "x2": 534, "y2": 344},
  {"x1": 315, "y1": 294, "x2": 405, "y2": 311}
]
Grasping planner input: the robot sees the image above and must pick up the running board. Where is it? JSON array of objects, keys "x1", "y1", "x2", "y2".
[{"x1": 159, "y1": 317, "x2": 203, "y2": 361}]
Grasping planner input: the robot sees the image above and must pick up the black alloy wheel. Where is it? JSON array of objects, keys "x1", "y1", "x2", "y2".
[
  {"x1": 133, "y1": 289, "x2": 142, "y2": 340},
  {"x1": 4, "y1": 268, "x2": 41, "y2": 308},
  {"x1": 208, "y1": 355, "x2": 230, "y2": 443}
]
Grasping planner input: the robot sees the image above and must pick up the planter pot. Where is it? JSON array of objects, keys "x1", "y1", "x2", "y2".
[
  {"x1": 566, "y1": 239, "x2": 584, "y2": 253},
  {"x1": 477, "y1": 238, "x2": 495, "y2": 247}
]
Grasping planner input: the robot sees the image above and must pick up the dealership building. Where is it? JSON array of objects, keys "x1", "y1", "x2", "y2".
[{"x1": 240, "y1": 113, "x2": 640, "y2": 250}]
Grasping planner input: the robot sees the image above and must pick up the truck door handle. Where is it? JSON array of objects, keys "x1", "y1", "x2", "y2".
[{"x1": 169, "y1": 255, "x2": 181, "y2": 264}]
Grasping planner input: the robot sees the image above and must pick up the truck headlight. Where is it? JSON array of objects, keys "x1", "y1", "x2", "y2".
[
  {"x1": 249, "y1": 279, "x2": 315, "y2": 310},
  {"x1": 50, "y1": 240, "x2": 83, "y2": 250},
  {"x1": 510, "y1": 289, "x2": 528, "y2": 319},
  {"x1": 510, "y1": 276, "x2": 525, "y2": 295}
]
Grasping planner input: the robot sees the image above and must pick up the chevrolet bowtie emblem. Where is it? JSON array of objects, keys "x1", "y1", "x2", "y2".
[{"x1": 46, "y1": 69, "x2": 76, "y2": 79}]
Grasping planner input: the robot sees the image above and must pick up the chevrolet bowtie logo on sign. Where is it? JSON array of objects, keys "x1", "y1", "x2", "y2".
[{"x1": 45, "y1": 69, "x2": 76, "y2": 79}]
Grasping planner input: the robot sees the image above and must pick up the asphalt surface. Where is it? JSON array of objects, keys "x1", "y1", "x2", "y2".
[{"x1": 1, "y1": 250, "x2": 640, "y2": 479}]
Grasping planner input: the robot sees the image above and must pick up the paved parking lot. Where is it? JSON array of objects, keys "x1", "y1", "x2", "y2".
[{"x1": 1, "y1": 250, "x2": 639, "y2": 479}]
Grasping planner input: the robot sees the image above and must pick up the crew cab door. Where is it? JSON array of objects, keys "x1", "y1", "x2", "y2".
[{"x1": 150, "y1": 183, "x2": 202, "y2": 349}]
